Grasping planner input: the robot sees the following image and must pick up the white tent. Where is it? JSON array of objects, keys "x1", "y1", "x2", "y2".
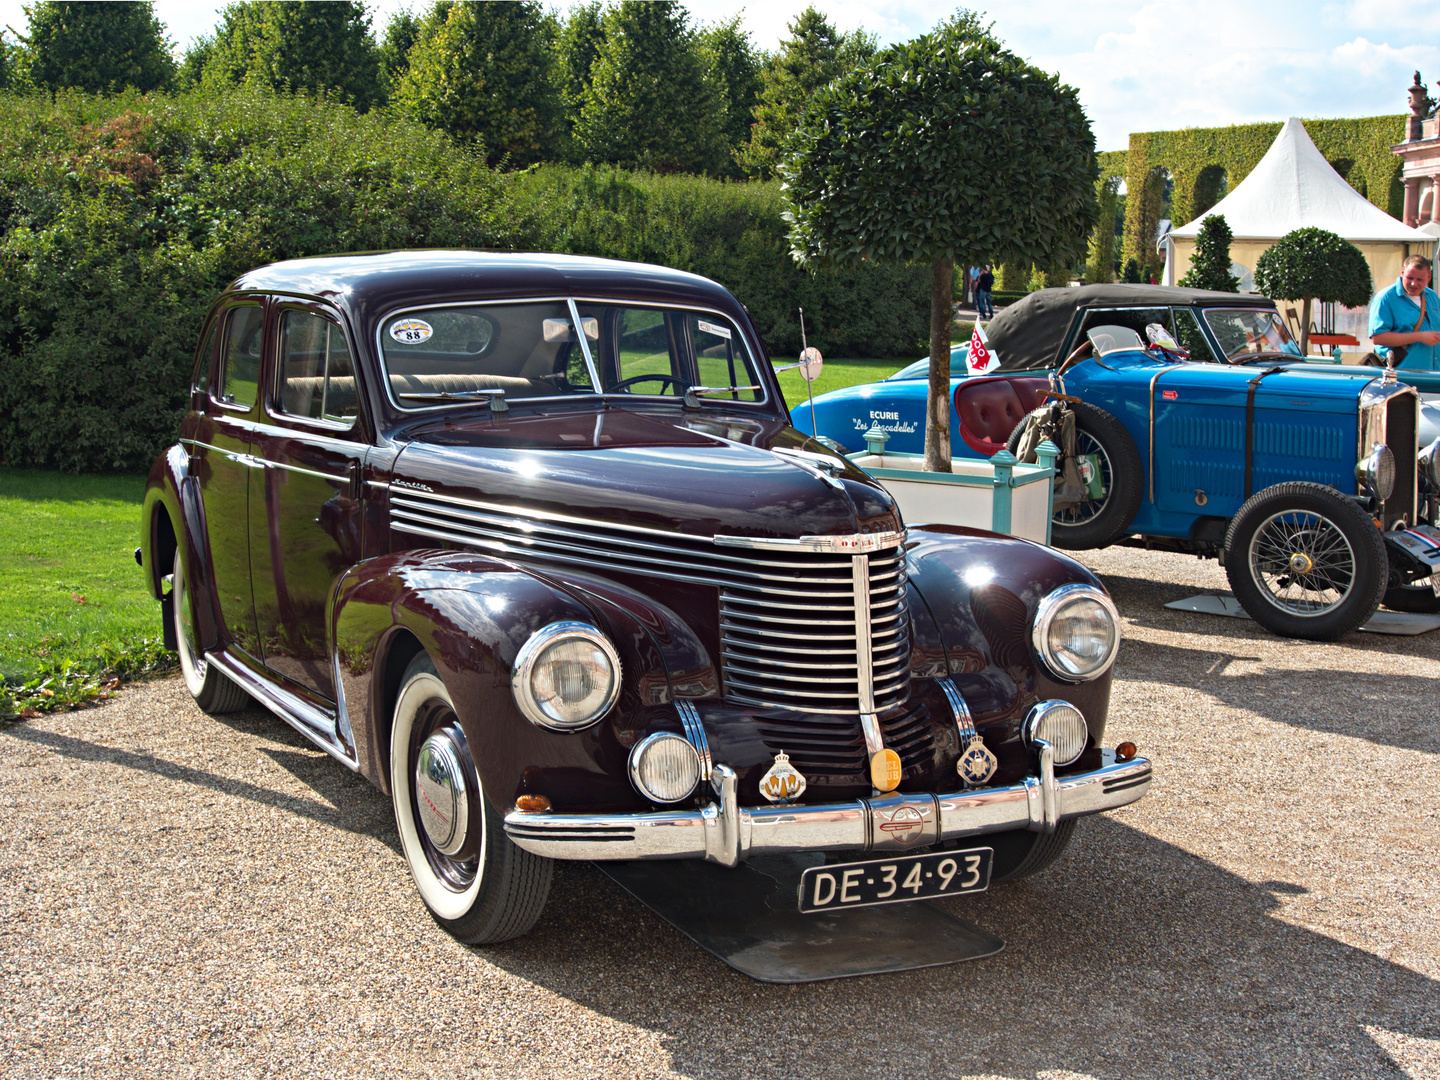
[{"x1": 1163, "y1": 118, "x2": 1434, "y2": 301}]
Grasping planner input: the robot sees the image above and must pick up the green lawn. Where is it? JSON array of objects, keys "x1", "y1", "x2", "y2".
[
  {"x1": 0, "y1": 469, "x2": 172, "y2": 717},
  {"x1": 774, "y1": 356, "x2": 909, "y2": 410}
]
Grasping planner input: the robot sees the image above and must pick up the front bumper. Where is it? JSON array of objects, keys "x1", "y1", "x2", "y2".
[{"x1": 504, "y1": 747, "x2": 1152, "y2": 867}]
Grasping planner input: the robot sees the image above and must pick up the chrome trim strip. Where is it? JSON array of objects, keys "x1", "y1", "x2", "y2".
[
  {"x1": 1147, "y1": 364, "x2": 1185, "y2": 503},
  {"x1": 566, "y1": 297, "x2": 602, "y2": 390},
  {"x1": 504, "y1": 750, "x2": 1152, "y2": 863},
  {"x1": 675, "y1": 700, "x2": 712, "y2": 783},
  {"x1": 203, "y1": 650, "x2": 359, "y2": 771},
  {"x1": 859, "y1": 712, "x2": 885, "y2": 757},
  {"x1": 853, "y1": 555, "x2": 874, "y2": 713},
  {"x1": 714, "y1": 530, "x2": 906, "y2": 554},
  {"x1": 254, "y1": 458, "x2": 347, "y2": 483},
  {"x1": 939, "y1": 679, "x2": 976, "y2": 742}
]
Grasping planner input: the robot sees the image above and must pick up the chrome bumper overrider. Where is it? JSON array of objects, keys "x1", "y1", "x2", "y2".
[{"x1": 504, "y1": 748, "x2": 1152, "y2": 867}]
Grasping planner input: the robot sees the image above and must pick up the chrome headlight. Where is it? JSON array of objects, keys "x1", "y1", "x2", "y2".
[
  {"x1": 1032, "y1": 583, "x2": 1120, "y2": 683},
  {"x1": 1419, "y1": 438, "x2": 1440, "y2": 494},
  {"x1": 628, "y1": 732, "x2": 701, "y2": 803},
  {"x1": 1023, "y1": 700, "x2": 1089, "y2": 766},
  {"x1": 511, "y1": 622, "x2": 621, "y2": 732},
  {"x1": 1357, "y1": 442, "x2": 1396, "y2": 502}
]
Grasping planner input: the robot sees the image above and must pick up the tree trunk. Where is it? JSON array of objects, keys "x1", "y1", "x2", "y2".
[
  {"x1": 1300, "y1": 296, "x2": 1312, "y2": 357},
  {"x1": 923, "y1": 257, "x2": 953, "y2": 473}
]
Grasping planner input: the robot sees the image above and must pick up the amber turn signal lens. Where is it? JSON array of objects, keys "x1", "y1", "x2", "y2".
[
  {"x1": 515, "y1": 795, "x2": 552, "y2": 813},
  {"x1": 1114, "y1": 742, "x2": 1136, "y2": 763}
]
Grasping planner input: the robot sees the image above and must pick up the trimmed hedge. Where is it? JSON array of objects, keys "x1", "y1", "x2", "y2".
[
  {"x1": 511, "y1": 165, "x2": 928, "y2": 359},
  {"x1": 0, "y1": 92, "x2": 929, "y2": 473}
]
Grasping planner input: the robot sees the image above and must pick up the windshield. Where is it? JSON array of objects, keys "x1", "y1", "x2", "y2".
[
  {"x1": 379, "y1": 301, "x2": 765, "y2": 410},
  {"x1": 1086, "y1": 325, "x2": 1146, "y2": 356},
  {"x1": 1203, "y1": 308, "x2": 1302, "y2": 360}
]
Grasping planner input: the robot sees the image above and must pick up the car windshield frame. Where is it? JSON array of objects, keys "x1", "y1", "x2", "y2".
[
  {"x1": 375, "y1": 296, "x2": 774, "y2": 415},
  {"x1": 1201, "y1": 306, "x2": 1303, "y2": 361}
]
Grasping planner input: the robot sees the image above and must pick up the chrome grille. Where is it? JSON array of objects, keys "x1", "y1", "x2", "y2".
[{"x1": 389, "y1": 489, "x2": 910, "y2": 714}]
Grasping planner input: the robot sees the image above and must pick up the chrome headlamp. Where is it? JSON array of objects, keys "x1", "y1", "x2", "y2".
[
  {"x1": 511, "y1": 621, "x2": 621, "y2": 732},
  {"x1": 1419, "y1": 438, "x2": 1440, "y2": 494},
  {"x1": 628, "y1": 732, "x2": 702, "y2": 803},
  {"x1": 1023, "y1": 700, "x2": 1089, "y2": 766},
  {"x1": 1031, "y1": 583, "x2": 1120, "y2": 683},
  {"x1": 1357, "y1": 442, "x2": 1396, "y2": 502}
]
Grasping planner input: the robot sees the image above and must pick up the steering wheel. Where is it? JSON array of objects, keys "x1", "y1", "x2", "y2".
[{"x1": 608, "y1": 374, "x2": 683, "y2": 394}]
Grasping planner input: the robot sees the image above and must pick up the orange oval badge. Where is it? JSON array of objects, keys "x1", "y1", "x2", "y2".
[{"x1": 870, "y1": 748, "x2": 902, "y2": 792}]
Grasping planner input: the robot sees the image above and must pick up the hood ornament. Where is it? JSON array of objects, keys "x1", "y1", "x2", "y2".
[
  {"x1": 759, "y1": 751, "x2": 806, "y2": 803},
  {"x1": 958, "y1": 735, "x2": 998, "y2": 787}
]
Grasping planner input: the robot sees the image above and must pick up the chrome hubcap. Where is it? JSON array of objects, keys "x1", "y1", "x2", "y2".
[
  {"x1": 1288, "y1": 552, "x2": 1314, "y2": 575},
  {"x1": 415, "y1": 730, "x2": 469, "y2": 856}
]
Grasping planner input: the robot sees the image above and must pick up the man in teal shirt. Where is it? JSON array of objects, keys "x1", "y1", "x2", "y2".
[{"x1": 1370, "y1": 254, "x2": 1440, "y2": 370}]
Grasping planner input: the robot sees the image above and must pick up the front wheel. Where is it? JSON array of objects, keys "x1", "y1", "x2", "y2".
[
  {"x1": 1382, "y1": 577, "x2": 1440, "y2": 613},
  {"x1": 172, "y1": 548, "x2": 249, "y2": 715},
  {"x1": 390, "y1": 653, "x2": 552, "y2": 944},
  {"x1": 1223, "y1": 482, "x2": 1386, "y2": 640},
  {"x1": 987, "y1": 820, "x2": 1076, "y2": 884}
]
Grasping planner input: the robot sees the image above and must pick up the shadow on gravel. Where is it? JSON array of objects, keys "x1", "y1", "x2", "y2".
[
  {"x1": 1114, "y1": 637, "x2": 1440, "y2": 753},
  {"x1": 473, "y1": 815, "x2": 1438, "y2": 1080},
  {"x1": 1, "y1": 717, "x2": 396, "y2": 851}
]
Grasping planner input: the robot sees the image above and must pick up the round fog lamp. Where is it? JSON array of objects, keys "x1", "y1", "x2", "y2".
[
  {"x1": 512, "y1": 622, "x2": 621, "y2": 732},
  {"x1": 1357, "y1": 443, "x2": 1396, "y2": 502},
  {"x1": 1032, "y1": 584, "x2": 1120, "y2": 683},
  {"x1": 629, "y1": 732, "x2": 701, "y2": 803},
  {"x1": 1023, "y1": 701, "x2": 1089, "y2": 767}
]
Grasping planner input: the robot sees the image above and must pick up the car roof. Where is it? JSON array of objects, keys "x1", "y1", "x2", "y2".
[
  {"x1": 225, "y1": 250, "x2": 744, "y2": 326},
  {"x1": 989, "y1": 284, "x2": 1276, "y2": 373}
]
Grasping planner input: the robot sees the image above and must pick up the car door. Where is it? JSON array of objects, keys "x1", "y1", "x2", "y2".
[
  {"x1": 248, "y1": 300, "x2": 368, "y2": 702},
  {"x1": 190, "y1": 299, "x2": 267, "y2": 658}
]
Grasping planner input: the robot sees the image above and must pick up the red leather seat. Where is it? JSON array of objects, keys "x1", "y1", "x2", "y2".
[{"x1": 953, "y1": 377, "x2": 1051, "y2": 457}]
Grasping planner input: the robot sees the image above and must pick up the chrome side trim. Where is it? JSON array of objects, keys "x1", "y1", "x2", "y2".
[
  {"x1": 566, "y1": 297, "x2": 603, "y2": 390},
  {"x1": 675, "y1": 700, "x2": 712, "y2": 783},
  {"x1": 1148, "y1": 364, "x2": 1185, "y2": 503},
  {"x1": 203, "y1": 649, "x2": 360, "y2": 771},
  {"x1": 504, "y1": 750, "x2": 1152, "y2": 863},
  {"x1": 939, "y1": 679, "x2": 976, "y2": 743}
]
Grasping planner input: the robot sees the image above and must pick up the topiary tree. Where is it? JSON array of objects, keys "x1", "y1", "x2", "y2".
[
  {"x1": 1253, "y1": 227, "x2": 1372, "y2": 355},
  {"x1": 20, "y1": 1, "x2": 174, "y2": 93},
  {"x1": 394, "y1": 0, "x2": 561, "y2": 166},
  {"x1": 784, "y1": 11, "x2": 1096, "y2": 471},
  {"x1": 1121, "y1": 256, "x2": 1141, "y2": 283},
  {"x1": 1179, "y1": 213, "x2": 1240, "y2": 292}
]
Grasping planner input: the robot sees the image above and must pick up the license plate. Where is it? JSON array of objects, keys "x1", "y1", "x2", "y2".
[{"x1": 798, "y1": 847, "x2": 993, "y2": 913}]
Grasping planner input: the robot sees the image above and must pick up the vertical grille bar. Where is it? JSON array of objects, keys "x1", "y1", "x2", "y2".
[{"x1": 852, "y1": 554, "x2": 874, "y2": 714}]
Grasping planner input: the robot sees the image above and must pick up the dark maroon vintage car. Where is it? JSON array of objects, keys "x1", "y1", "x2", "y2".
[{"x1": 138, "y1": 251, "x2": 1151, "y2": 943}]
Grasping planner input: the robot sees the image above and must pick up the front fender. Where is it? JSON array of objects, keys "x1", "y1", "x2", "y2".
[
  {"x1": 332, "y1": 549, "x2": 667, "y2": 810},
  {"x1": 905, "y1": 525, "x2": 1115, "y2": 757}
]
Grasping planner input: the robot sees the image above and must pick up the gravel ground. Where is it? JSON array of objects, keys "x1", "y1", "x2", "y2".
[{"x1": 2, "y1": 546, "x2": 1438, "y2": 1080}]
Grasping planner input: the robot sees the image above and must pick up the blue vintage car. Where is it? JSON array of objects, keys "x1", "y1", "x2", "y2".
[{"x1": 1002, "y1": 323, "x2": 1440, "y2": 640}]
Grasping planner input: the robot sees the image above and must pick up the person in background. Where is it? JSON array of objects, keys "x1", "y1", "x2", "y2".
[
  {"x1": 975, "y1": 265, "x2": 995, "y2": 319},
  {"x1": 1370, "y1": 254, "x2": 1440, "y2": 370}
]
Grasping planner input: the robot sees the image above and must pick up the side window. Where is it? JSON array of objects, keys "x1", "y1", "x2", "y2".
[
  {"x1": 277, "y1": 309, "x2": 359, "y2": 425},
  {"x1": 1078, "y1": 307, "x2": 1171, "y2": 344},
  {"x1": 611, "y1": 308, "x2": 682, "y2": 395},
  {"x1": 690, "y1": 314, "x2": 761, "y2": 401},
  {"x1": 1172, "y1": 308, "x2": 1220, "y2": 363},
  {"x1": 193, "y1": 320, "x2": 219, "y2": 394},
  {"x1": 218, "y1": 304, "x2": 264, "y2": 409}
]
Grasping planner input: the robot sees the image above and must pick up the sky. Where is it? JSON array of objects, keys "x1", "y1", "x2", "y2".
[{"x1": 2, "y1": 0, "x2": 1437, "y2": 150}]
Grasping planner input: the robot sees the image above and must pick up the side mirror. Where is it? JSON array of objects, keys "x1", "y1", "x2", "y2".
[{"x1": 777, "y1": 347, "x2": 824, "y2": 381}]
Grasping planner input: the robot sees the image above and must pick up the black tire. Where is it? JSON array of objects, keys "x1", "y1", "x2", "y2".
[
  {"x1": 391, "y1": 653, "x2": 552, "y2": 944},
  {"x1": 1382, "y1": 578, "x2": 1440, "y2": 613},
  {"x1": 1007, "y1": 401, "x2": 1142, "y2": 550},
  {"x1": 172, "y1": 548, "x2": 250, "y2": 715},
  {"x1": 1223, "y1": 482, "x2": 1386, "y2": 640},
  {"x1": 988, "y1": 820, "x2": 1076, "y2": 884}
]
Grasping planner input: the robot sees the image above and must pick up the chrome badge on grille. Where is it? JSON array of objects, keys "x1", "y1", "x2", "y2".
[
  {"x1": 958, "y1": 736, "x2": 998, "y2": 787},
  {"x1": 758, "y1": 752, "x2": 806, "y2": 803}
]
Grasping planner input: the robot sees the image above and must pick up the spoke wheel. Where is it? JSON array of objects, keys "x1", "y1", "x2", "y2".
[
  {"x1": 1224, "y1": 482, "x2": 1386, "y2": 640},
  {"x1": 390, "y1": 653, "x2": 552, "y2": 944},
  {"x1": 172, "y1": 547, "x2": 249, "y2": 714},
  {"x1": 1383, "y1": 577, "x2": 1440, "y2": 614}
]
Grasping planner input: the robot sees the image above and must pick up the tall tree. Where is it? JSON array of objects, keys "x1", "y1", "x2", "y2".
[
  {"x1": 573, "y1": 1, "x2": 726, "y2": 175},
  {"x1": 1179, "y1": 214, "x2": 1240, "y2": 292},
  {"x1": 696, "y1": 16, "x2": 762, "y2": 177},
  {"x1": 1086, "y1": 177, "x2": 1120, "y2": 284},
  {"x1": 195, "y1": 1, "x2": 382, "y2": 111},
  {"x1": 21, "y1": 1, "x2": 174, "y2": 94},
  {"x1": 394, "y1": 1, "x2": 560, "y2": 167},
  {"x1": 1253, "y1": 228, "x2": 1372, "y2": 355},
  {"x1": 378, "y1": 8, "x2": 423, "y2": 94},
  {"x1": 785, "y1": 11, "x2": 1097, "y2": 472},
  {"x1": 737, "y1": 8, "x2": 875, "y2": 180},
  {"x1": 554, "y1": 0, "x2": 605, "y2": 159}
]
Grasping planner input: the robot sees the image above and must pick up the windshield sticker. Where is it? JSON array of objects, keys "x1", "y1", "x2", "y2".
[
  {"x1": 389, "y1": 318, "x2": 433, "y2": 345},
  {"x1": 697, "y1": 319, "x2": 732, "y2": 340}
]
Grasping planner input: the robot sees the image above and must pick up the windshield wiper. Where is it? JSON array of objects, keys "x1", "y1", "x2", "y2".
[
  {"x1": 396, "y1": 388, "x2": 508, "y2": 412},
  {"x1": 683, "y1": 384, "x2": 761, "y2": 409}
]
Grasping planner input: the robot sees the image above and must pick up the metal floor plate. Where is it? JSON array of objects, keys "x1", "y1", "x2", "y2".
[
  {"x1": 1165, "y1": 593, "x2": 1440, "y2": 635},
  {"x1": 597, "y1": 854, "x2": 1004, "y2": 984}
]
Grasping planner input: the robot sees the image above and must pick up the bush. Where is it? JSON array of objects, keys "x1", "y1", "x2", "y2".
[
  {"x1": 1179, "y1": 214, "x2": 1239, "y2": 292},
  {"x1": 511, "y1": 164, "x2": 929, "y2": 358},
  {"x1": 0, "y1": 87, "x2": 521, "y2": 472}
]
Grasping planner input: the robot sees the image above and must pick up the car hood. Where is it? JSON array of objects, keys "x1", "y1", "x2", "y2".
[{"x1": 388, "y1": 407, "x2": 900, "y2": 541}]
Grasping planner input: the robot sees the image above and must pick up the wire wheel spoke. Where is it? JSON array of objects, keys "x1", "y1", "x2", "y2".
[{"x1": 1248, "y1": 510, "x2": 1356, "y2": 615}]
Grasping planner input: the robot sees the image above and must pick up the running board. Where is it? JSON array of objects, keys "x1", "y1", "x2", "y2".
[{"x1": 204, "y1": 649, "x2": 361, "y2": 771}]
